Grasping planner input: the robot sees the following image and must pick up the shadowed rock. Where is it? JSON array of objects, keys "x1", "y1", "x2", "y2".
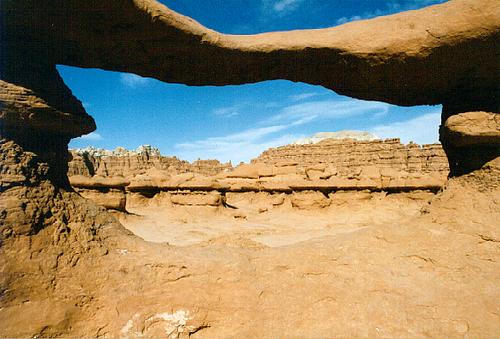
[{"x1": 441, "y1": 112, "x2": 500, "y2": 147}]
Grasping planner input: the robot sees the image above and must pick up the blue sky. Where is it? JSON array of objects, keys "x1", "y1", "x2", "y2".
[{"x1": 64, "y1": 0, "x2": 446, "y2": 163}]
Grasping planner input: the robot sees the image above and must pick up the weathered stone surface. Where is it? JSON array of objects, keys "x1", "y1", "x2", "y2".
[
  {"x1": 69, "y1": 175, "x2": 130, "y2": 189},
  {"x1": 290, "y1": 191, "x2": 331, "y2": 209},
  {"x1": 67, "y1": 139, "x2": 448, "y2": 212},
  {"x1": 255, "y1": 138, "x2": 449, "y2": 177},
  {"x1": 2, "y1": 139, "x2": 500, "y2": 338},
  {"x1": 3, "y1": 0, "x2": 499, "y2": 108},
  {"x1": 0, "y1": 79, "x2": 94, "y2": 138},
  {"x1": 170, "y1": 191, "x2": 222, "y2": 206},
  {"x1": 440, "y1": 112, "x2": 500, "y2": 176},
  {"x1": 76, "y1": 188, "x2": 127, "y2": 212},
  {"x1": 225, "y1": 163, "x2": 276, "y2": 179},
  {"x1": 68, "y1": 148, "x2": 232, "y2": 178},
  {"x1": 295, "y1": 131, "x2": 379, "y2": 144}
]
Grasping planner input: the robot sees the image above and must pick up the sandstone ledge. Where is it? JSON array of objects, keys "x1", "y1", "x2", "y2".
[
  {"x1": 441, "y1": 111, "x2": 500, "y2": 147},
  {"x1": 68, "y1": 139, "x2": 449, "y2": 210}
]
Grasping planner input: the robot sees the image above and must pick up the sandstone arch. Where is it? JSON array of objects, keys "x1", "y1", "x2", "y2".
[{"x1": 1, "y1": 0, "x2": 499, "y2": 178}]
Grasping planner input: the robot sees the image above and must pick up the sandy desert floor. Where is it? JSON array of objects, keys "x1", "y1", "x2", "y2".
[{"x1": 115, "y1": 191, "x2": 436, "y2": 248}]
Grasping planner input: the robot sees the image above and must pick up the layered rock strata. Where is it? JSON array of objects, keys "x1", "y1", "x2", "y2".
[
  {"x1": 255, "y1": 138, "x2": 448, "y2": 175},
  {"x1": 67, "y1": 139, "x2": 449, "y2": 211},
  {"x1": 68, "y1": 147, "x2": 232, "y2": 178}
]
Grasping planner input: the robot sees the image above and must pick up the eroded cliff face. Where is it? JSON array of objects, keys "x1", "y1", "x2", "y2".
[
  {"x1": 1, "y1": 0, "x2": 499, "y2": 337},
  {"x1": 68, "y1": 148, "x2": 232, "y2": 178},
  {"x1": 255, "y1": 138, "x2": 448, "y2": 175},
  {"x1": 67, "y1": 139, "x2": 449, "y2": 212}
]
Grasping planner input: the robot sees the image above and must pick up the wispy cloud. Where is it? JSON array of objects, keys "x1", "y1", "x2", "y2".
[
  {"x1": 175, "y1": 124, "x2": 304, "y2": 163},
  {"x1": 268, "y1": 99, "x2": 390, "y2": 124},
  {"x1": 273, "y1": 0, "x2": 304, "y2": 12},
  {"x1": 369, "y1": 111, "x2": 441, "y2": 144},
  {"x1": 336, "y1": 0, "x2": 447, "y2": 25},
  {"x1": 75, "y1": 132, "x2": 103, "y2": 141},
  {"x1": 176, "y1": 97, "x2": 395, "y2": 163},
  {"x1": 213, "y1": 105, "x2": 241, "y2": 118},
  {"x1": 262, "y1": 0, "x2": 305, "y2": 16},
  {"x1": 289, "y1": 92, "x2": 324, "y2": 102},
  {"x1": 177, "y1": 124, "x2": 291, "y2": 150},
  {"x1": 120, "y1": 73, "x2": 151, "y2": 88}
]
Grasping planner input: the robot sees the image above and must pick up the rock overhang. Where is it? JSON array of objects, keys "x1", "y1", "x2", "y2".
[{"x1": 0, "y1": 0, "x2": 499, "y2": 174}]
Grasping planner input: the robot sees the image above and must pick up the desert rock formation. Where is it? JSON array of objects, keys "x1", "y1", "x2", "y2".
[
  {"x1": 1, "y1": 0, "x2": 499, "y2": 173},
  {"x1": 69, "y1": 145, "x2": 232, "y2": 178},
  {"x1": 1, "y1": 0, "x2": 499, "y2": 337},
  {"x1": 294, "y1": 131, "x2": 379, "y2": 144},
  {"x1": 67, "y1": 138, "x2": 449, "y2": 212}
]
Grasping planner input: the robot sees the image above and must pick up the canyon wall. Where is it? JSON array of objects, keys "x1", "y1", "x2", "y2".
[
  {"x1": 68, "y1": 146, "x2": 232, "y2": 178},
  {"x1": 254, "y1": 138, "x2": 448, "y2": 175},
  {"x1": 68, "y1": 139, "x2": 449, "y2": 212}
]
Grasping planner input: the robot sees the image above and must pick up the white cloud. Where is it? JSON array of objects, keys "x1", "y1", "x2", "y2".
[
  {"x1": 213, "y1": 105, "x2": 241, "y2": 118},
  {"x1": 120, "y1": 73, "x2": 151, "y2": 88},
  {"x1": 369, "y1": 111, "x2": 441, "y2": 144},
  {"x1": 176, "y1": 133, "x2": 301, "y2": 164},
  {"x1": 269, "y1": 99, "x2": 391, "y2": 124},
  {"x1": 262, "y1": 0, "x2": 305, "y2": 15},
  {"x1": 273, "y1": 0, "x2": 303, "y2": 12},
  {"x1": 76, "y1": 132, "x2": 103, "y2": 141},
  {"x1": 289, "y1": 92, "x2": 324, "y2": 102},
  {"x1": 336, "y1": 15, "x2": 364, "y2": 25}
]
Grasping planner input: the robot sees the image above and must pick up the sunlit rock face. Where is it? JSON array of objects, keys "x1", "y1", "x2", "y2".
[
  {"x1": 294, "y1": 131, "x2": 379, "y2": 144},
  {"x1": 66, "y1": 139, "x2": 449, "y2": 212},
  {"x1": 0, "y1": 0, "x2": 499, "y2": 337}
]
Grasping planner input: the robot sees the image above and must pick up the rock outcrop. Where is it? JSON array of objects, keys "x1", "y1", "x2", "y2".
[
  {"x1": 68, "y1": 146, "x2": 232, "y2": 178},
  {"x1": 440, "y1": 112, "x2": 500, "y2": 175},
  {"x1": 256, "y1": 138, "x2": 448, "y2": 174},
  {"x1": 294, "y1": 131, "x2": 379, "y2": 144},
  {"x1": 66, "y1": 139, "x2": 449, "y2": 211},
  {"x1": 2, "y1": 0, "x2": 499, "y2": 107}
]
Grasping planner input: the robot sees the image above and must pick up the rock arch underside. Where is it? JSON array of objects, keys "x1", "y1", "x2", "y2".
[{"x1": 0, "y1": 0, "x2": 499, "y2": 337}]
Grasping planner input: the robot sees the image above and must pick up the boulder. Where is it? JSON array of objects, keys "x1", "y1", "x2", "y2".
[
  {"x1": 226, "y1": 163, "x2": 276, "y2": 179},
  {"x1": 290, "y1": 191, "x2": 331, "y2": 209},
  {"x1": 77, "y1": 188, "x2": 127, "y2": 212},
  {"x1": 441, "y1": 112, "x2": 500, "y2": 147},
  {"x1": 69, "y1": 175, "x2": 130, "y2": 189}
]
